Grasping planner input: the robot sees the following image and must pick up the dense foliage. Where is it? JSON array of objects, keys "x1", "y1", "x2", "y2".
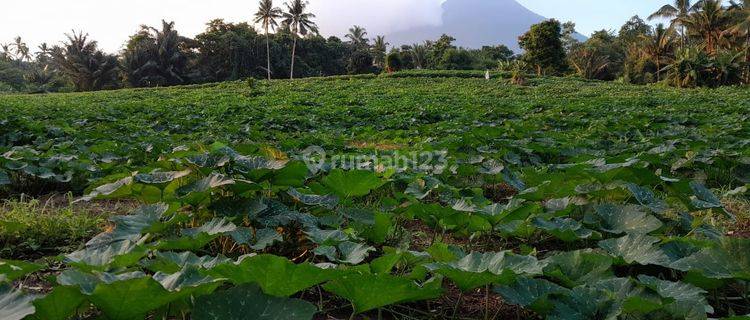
[{"x1": 0, "y1": 74, "x2": 748, "y2": 319}]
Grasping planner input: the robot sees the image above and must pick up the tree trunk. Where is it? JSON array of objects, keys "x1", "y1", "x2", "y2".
[
  {"x1": 266, "y1": 26, "x2": 272, "y2": 81},
  {"x1": 746, "y1": 33, "x2": 750, "y2": 84},
  {"x1": 290, "y1": 33, "x2": 297, "y2": 79},
  {"x1": 656, "y1": 59, "x2": 661, "y2": 82}
]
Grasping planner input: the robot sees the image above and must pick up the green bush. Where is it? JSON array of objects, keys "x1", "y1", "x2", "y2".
[{"x1": 0, "y1": 196, "x2": 108, "y2": 258}]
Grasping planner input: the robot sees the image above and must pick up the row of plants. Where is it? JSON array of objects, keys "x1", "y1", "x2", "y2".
[{"x1": 0, "y1": 75, "x2": 748, "y2": 319}]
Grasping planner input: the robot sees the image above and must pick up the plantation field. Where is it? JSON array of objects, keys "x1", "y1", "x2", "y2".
[{"x1": 1, "y1": 73, "x2": 749, "y2": 319}]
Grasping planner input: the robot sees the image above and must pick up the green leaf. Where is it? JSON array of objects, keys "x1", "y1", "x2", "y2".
[
  {"x1": 86, "y1": 204, "x2": 168, "y2": 247},
  {"x1": 323, "y1": 273, "x2": 443, "y2": 313},
  {"x1": 494, "y1": 277, "x2": 568, "y2": 310},
  {"x1": 589, "y1": 204, "x2": 663, "y2": 235},
  {"x1": 0, "y1": 170, "x2": 9, "y2": 185},
  {"x1": 638, "y1": 275, "x2": 713, "y2": 318},
  {"x1": 0, "y1": 285, "x2": 38, "y2": 320},
  {"x1": 65, "y1": 240, "x2": 148, "y2": 270},
  {"x1": 79, "y1": 176, "x2": 133, "y2": 201},
  {"x1": 598, "y1": 234, "x2": 671, "y2": 266},
  {"x1": 427, "y1": 251, "x2": 544, "y2": 291},
  {"x1": 31, "y1": 286, "x2": 86, "y2": 320},
  {"x1": 88, "y1": 276, "x2": 178, "y2": 320},
  {"x1": 134, "y1": 170, "x2": 191, "y2": 186},
  {"x1": 314, "y1": 241, "x2": 375, "y2": 265},
  {"x1": 321, "y1": 169, "x2": 384, "y2": 198},
  {"x1": 543, "y1": 250, "x2": 613, "y2": 287},
  {"x1": 144, "y1": 251, "x2": 230, "y2": 273},
  {"x1": 533, "y1": 217, "x2": 595, "y2": 242},
  {"x1": 670, "y1": 238, "x2": 750, "y2": 280},
  {"x1": 0, "y1": 259, "x2": 43, "y2": 283},
  {"x1": 207, "y1": 254, "x2": 339, "y2": 297},
  {"x1": 626, "y1": 183, "x2": 668, "y2": 214},
  {"x1": 176, "y1": 173, "x2": 235, "y2": 197},
  {"x1": 192, "y1": 284, "x2": 316, "y2": 320},
  {"x1": 288, "y1": 188, "x2": 338, "y2": 209}
]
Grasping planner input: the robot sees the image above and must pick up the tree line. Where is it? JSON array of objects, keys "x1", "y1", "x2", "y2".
[
  {"x1": 0, "y1": 0, "x2": 513, "y2": 93},
  {"x1": 1, "y1": 0, "x2": 748, "y2": 92},
  {"x1": 520, "y1": 0, "x2": 750, "y2": 88}
]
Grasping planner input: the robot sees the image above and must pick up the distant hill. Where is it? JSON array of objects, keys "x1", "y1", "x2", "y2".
[{"x1": 387, "y1": 0, "x2": 577, "y2": 52}]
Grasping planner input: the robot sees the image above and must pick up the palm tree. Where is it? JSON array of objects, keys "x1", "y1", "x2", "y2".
[
  {"x1": 346, "y1": 25, "x2": 369, "y2": 47},
  {"x1": 412, "y1": 42, "x2": 428, "y2": 69},
  {"x1": 254, "y1": 0, "x2": 283, "y2": 80},
  {"x1": 0, "y1": 43, "x2": 11, "y2": 61},
  {"x1": 648, "y1": 0, "x2": 701, "y2": 45},
  {"x1": 12, "y1": 36, "x2": 31, "y2": 61},
  {"x1": 727, "y1": 0, "x2": 750, "y2": 81},
  {"x1": 641, "y1": 24, "x2": 676, "y2": 81},
  {"x1": 682, "y1": 0, "x2": 732, "y2": 54},
  {"x1": 282, "y1": 0, "x2": 318, "y2": 79},
  {"x1": 372, "y1": 35, "x2": 388, "y2": 68}
]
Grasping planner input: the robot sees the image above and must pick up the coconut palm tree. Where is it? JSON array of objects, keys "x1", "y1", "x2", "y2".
[
  {"x1": 641, "y1": 24, "x2": 676, "y2": 81},
  {"x1": 282, "y1": 0, "x2": 318, "y2": 79},
  {"x1": 682, "y1": 0, "x2": 732, "y2": 54},
  {"x1": 0, "y1": 43, "x2": 11, "y2": 61},
  {"x1": 412, "y1": 42, "x2": 428, "y2": 69},
  {"x1": 12, "y1": 37, "x2": 31, "y2": 61},
  {"x1": 254, "y1": 0, "x2": 283, "y2": 80},
  {"x1": 649, "y1": 0, "x2": 701, "y2": 45},
  {"x1": 346, "y1": 25, "x2": 369, "y2": 47},
  {"x1": 372, "y1": 35, "x2": 388, "y2": 68},
  {"x1": 727, "y1": 0, "x2": 750, "y2": 81}
]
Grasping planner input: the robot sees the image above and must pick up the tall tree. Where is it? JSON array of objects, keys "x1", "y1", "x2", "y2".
[
  {"x1": 50, "y1": 31, "x2": 119, "y2": 91},
  {"x1": 728, "y1": 0, "x2": 750, "y2": 81},
  {"x1": 648, "y1": 0, "x2": 701, "y2": 45},
  {"x1": 345, "y1": 25, "x2": 369, "y2": 47},
  {"x1": 121, "y1": 21, "x2": 194, "y2": 87},
  {"x1": 519, "y1": 19, "x2": 567, "y2": 75},
  {"x1": 682, "y1": 0, "x2": 732, "y2": 54},
  {"x1": 12, "y1": 37, "x2": 30, "y2": 61},
  {"x1": 641, "y1": 24, "x2": 676, "y2": 81},
  {"x1": 411, "y1": 43, "x2": 428, "y2": 69},
  {"x1": 282, "y1": 0, "x2": 318, "y2": 79},
  {"x1": 372, "y1": 35, "x2": 388, "y2": 68},
  {"x1": 254, "y1": 0, "x2": 283, "y2": 80}
]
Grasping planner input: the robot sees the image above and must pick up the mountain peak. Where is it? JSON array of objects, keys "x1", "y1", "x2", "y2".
[{"x1": 388, "y1": 0, "x2": 548, "y2": 51}]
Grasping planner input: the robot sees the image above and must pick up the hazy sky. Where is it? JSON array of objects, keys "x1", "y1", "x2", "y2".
[{"x1": 1, "y1": 0, "x2": 664, "y2": 53}]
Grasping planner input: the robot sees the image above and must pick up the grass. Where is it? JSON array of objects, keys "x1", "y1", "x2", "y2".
[{"x1": 0, "y1": 195, "x2": 112, "y2": 259}]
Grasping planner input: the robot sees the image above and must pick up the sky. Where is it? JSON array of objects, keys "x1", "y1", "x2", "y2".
[{"x1": 0, "y1": 0, "x2": 666, "y2": 53}]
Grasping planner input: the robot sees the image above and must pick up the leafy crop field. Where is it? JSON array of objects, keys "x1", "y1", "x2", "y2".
[{"x1": 1, "y1": 73, "x2": 749, "y2": 319}]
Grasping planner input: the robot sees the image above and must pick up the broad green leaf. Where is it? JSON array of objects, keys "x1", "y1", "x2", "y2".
[
  {"x1": 207, "y1": 254, "x2": 338, "y2": 297},
  {"x1": 89, "y1": 276, "x2": 174, "y2": 320},
  {"x1": 86, "y1": 204, "x2": 168, "y2": 247},
  {"x1": 65, "y1": 240, "x2": 148, "y2": 270},
  {"x1": 134, "y1": 170, "x2": 191, "y2": 186},
  {"x1": 427, "y1": 251, "x2": 544, "y2": 291},
  {"x1": 598, "y1": 234, "x2": 671, "y2": 266},
  {"x1": 192, "y1": 284, "x2": 316, "y2": 320},
  {"x1": 288, "y1": 188, "x2": 338, "y2": 209},
  {"x1": 321, "y1": 169, "x2": 384, "y2": 198},
  {"x1": 494, "y1": 277, "x2": 568, "y2": 310},
  {"x1": 176, "y1": 173, "x2": 235, "y2": 197},
  {"x1": 144, "y1": 251, "x2": 231, "y2": 273},
  {"x1": 543, "y1": 250, "x2": 613, "y2": 287},
  {"x1": 626, "y1": 183, "x2": 668, "y2": 214},
  {"x1": 590, "y1": 204, "x2": 663, "y2": 235},
  {"x1": 638, "y1": 275, "x2": 713, "y2": 319},
  {"x1": 670, "y1": 238, "x2": 750, "y2": 280},
  {"x1": 0, "y1": 285, "x2": 38, "y2": 320},
  {"x1": 0, "y1": 259, "x2": 43, "y2": 283},
  {"x1": 314, "y1": 241, "x2": 375, "y2": 265},
  {"x1": 533, "y1": 217, "x2": 595, "y2": 242},
  {"x1": 31, "y1": 286, "x2": 86, "y2": 320},
  {"x1": 323, "y1": 273, "x2": 443, "y2": 313},
  {"x1": 78, "y1": 176, "x2": 133, "y2": 202},
  {"x1": 0, "y1": 170, "x2": 9, "y2": 185}
]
